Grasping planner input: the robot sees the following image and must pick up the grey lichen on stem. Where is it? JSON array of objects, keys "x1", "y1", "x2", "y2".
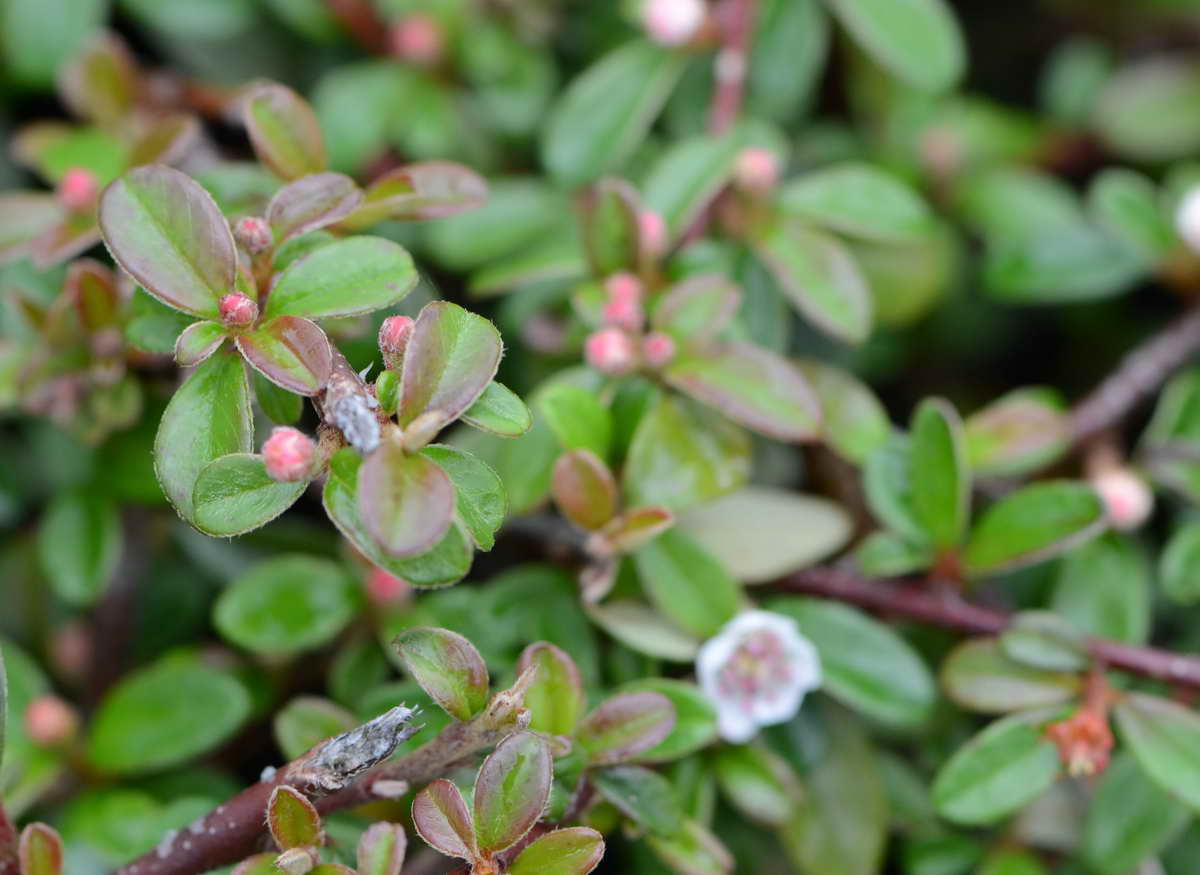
[{"x1": 316, "y1": 348, "x2": 383, "y2": 455}]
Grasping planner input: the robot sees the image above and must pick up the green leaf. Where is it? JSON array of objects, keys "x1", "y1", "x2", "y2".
[
  {"x1": 1160, "y1": 521, "x2": 1200, "y2": 605},
  {"x1": 939, "y1": 639, "x2": 1080, "y2": 714},
  {"x1": 126, "y1": 288, "x2": 195, "y2": 355},
  {"x1": 977, "y1": 851, "x2": 1049, "y2": 875},
  {"x1": 537, "y1": 383, "x2": 612, "y2": 459},
  {"x1": 393, "y1": 627, "x2": 489, "y2": 722},
  {"x1": 265, "y1": 236, "x2": 417, "y2": 320},
  {"x1": 797, "y1": 359, "x2": 890, "y2": 465},
  {"x1": 214, "y1": 555, "x2": 359, "y2": 656},
  {"x1": 323, "y1": 449, "x2": 474, "y2": 587},
  {"x1": 420, "y1": 445, "x2": 506, "y2": 551},
  {"x1": 99, "y1": 166, "x2": 236, "y2": 318},
  {"x1": 964, "y1": 387, "x2": 1069, "y2": 477},
  {"x1": 17, "y1": 823, "x2": 64, "y2": 875},
  {"x1": 174, "y1": 320, "x2": 226, "y2": 367},
  {"x1": 192, "y1": 453, "x2": 304, "y2": 536},
  {"x1": 577, "y1": 692, "x2": 677, "y2": 767},
  {"x1": 579, "y1": 177, "x2": 641, "y2": 276},
  {"x1": 461, "y1": 381, "x2": 533, "y2": 437},
  {"x1": 473, "y1": 732, "x2": 553, "y2": 853},
  {"x1": 931, "y1": 710, "x2": 1061, "y2": 826},
  {"x1": 411, "y1": 779, "x2": 475, "y2": 859},
  {"x1": 424, "y1": 178, "x2": 563, "y2": 271},
  {"x1": 623, "y1": 395, "x2": 750, "y2": 511},
  {"x1": 910, "y1": 398, "x2": 970, "y2": 550},
  {"x1": 244, "y1": 82, "x2": 327, "y2": 179},
  {"x1": 652, "y1": 275, "x2": 741, "y2": 348},
  {"x1": 398, "y1": 301, "x2": 503, "y2": 427},
  {"x1": 771, "y1": 597, "x2": 936, "y2": 728},
  {"x1": 518, "y1": 642, "x2": 585, "y2": 738},
  {"x1": 617, "y1": 679, "x2": 717, "y2": 763},
  {"x1": 1094, "y1": 58, "x2": 1200, "y2": 162},
  {"x1": 542, "y1": 41, "x2": 686, "y2": 186},
  {"x1": 964, "y1": 481, "x2": 1106, "y2": 577},
  {"x1": 236, "y1": 315, "x2": 332, "y2": 396},
  {"x1": 1000, "y1": 612, "x2": 1088, "y2": 673},
  {"x1": 713, "y1": 743, "x2": 801, "y2": 826},
  {"x1": 552, "y1": 449, "x2": 619, "y2": 531},
  {"x1": 665, "y1": 344, "x2": 821, "y2": 442},
  {"x1": 1082, "y1": 752, "x2": 1190, "y2": 875},
  {"x1": 509, "y1": 827, "x2": 604, "y2": 875},
  {"x1": 983, "y1": 224, "x2": 1144, "y2": 304},
  {"x1": 0, "y1": 192, "x2": 62, "y2": 263},
  {"x1": 584, "y1": 600, "x2": 700, "y2": 663},
  {"x1": 646, "y1": 818, "x2": 733, "y2": 875},
  {"x1": 1, "y1": 0, "x2": 105, "y2": 89},
  {"x1": 36, "y1": 490, "x2": 121, "y2": 606},
  {"x1": 754, "y1": 221, "x2": 873, "y2": 344},
  {"x1": 0, "y1": 648, "x2": 6, "y2": 770},
  {"x1": 359, "y1": 441, "x2": 455, "y2": 558},
  {"x1": 592, "y1": 765, "x2": 684, "y2": 836},
  {"x1": 824, "y1": 0, "x2": 965, "y2": 92},
  {"x1": 855, "y1": 530, "x2": 934, "y2": 576},
  {"x1": 1087, "y1": 168, "x2": 1174, "y2": 264},
  {"x1": 643, "y1": 134, "x2": 740, "y2": 242},
  {"x1": 1052, "y1": 533, "x2": 1150, "y2": 644},
  {"x1": 780, "y1": 163, "x2": 934, "y2": 242},
  {"x1": 342, "y1": 162, "x2": 488, "y2": 229},
  {"x1": 253, "y1": 370, "x2": 303, "y2": 424},
  {"x1": 154, "y1": 351, "x2": 253, "y2": 524},
  {"x1": 88, "y1": 656, "x2": 250, "y2": 774},
  {"x1": 357, "y1": 822, "x2": 408, "y2": 875},
  {"x1": 1114, "y1": 692, "x2": 1200, "y2": 811},
  {"x1": 749, "y1": 0, "x2": 829, "y2": 120},
  {"x1": 635, "y1": 529, "x2": 740, "y2": 638},
  {"x1": 274, "y1": 696, "x2": 356, "y2": 760},
  {"x1": 268, "y1": 786, "x2": 322, "y2": 850},
  {"x1": 266, "y1": 172, "x2": 361, "y2": 243}
]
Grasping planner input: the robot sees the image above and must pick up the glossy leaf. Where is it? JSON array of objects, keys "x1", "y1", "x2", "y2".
[
  {"x1": 553, "y1": 450, "x2": 619, "y2": 531},
  {"x1": 474, "y1": 732, "x2": 553, "y2": 853},
  {"x1": 36, "y1": 490, "x2": 121, "y2": 606},
  {"x1": 193, "y1": 453, "x2": 305, "y2": 536},
  {"x1": 1114, "y1": 692, "x2": 1200, "y2": 810},
  {"x1": 518, "y1": 642, "x2": 585, "y2": 738},
  {"x1": 393, "y1": 627, "x2": 488, "y2": 722},
  {"x1": 420, "y1": 445, "x2": 507, "y2": 551},
  {"x1": 538, "y1": 383, "x2": 612, "y2": 459},
  {"x1": 509, "y1": 827, "x2": 604, "y2": 875},
  {"x1": 1052, "y1": 533, "x2": 1150, "y2": 644},
  {"x1": 268, "y1": 786, "x2": 322, "y2": 850},
  {"x1": 940, "y1": 639, "x2": 1080, "y2": 714},
  {"x1": 244, "y1": 82, "x2": 327, "y2": 179},
  {"x1": 236, "y1": 315, "x2": 332, "y2": 395},
  {"x1": 576, "y1": 691, "x2": 676, "y2": 766},
  {"x1": 780, "y1": 163, "x2": 934, "y2": 242},
  {"x1": 214, "y1": 555, "x2": 359, "y2": 656},
  {"x1": 357, "y1": 822, "x2": 408, "y2": 875},
  {"x1": 592, "y1": 764, "x2": 684, "y2": 836},
  {"x1": 99, "y1": 165, "x2": 235, "y2": 318},
  {"x1": 398, "y1": 302, "x2": 503, "y2": 428},
  {"x1": 174, "y1": 320, "x2": 226, "y2": 367},
  {"x1": 265, "y1": 236, "x2": 417, "y2": 320},
  {"x1": 359, "y1": 441, "x2": 455, "y2": 558},
  {"x1": 411, "y1": 779, "x2": 475, "y2": 860},
  {"x1": 461, "y1": 381, "x2": 533, "y2": 437},
  {"x1": 617, "y1": 679, "x2": 717, "y2": 763},
  {"x1": 910, "y1": 398, "x2": 970, "y2": 549},
  {"x1": 824, "y1": 0, "x2": 965, "y2": 92},
  {"x1": 266, "y1": 172, "x2": 361, "y2": 243},
  {"x1": 634, "y1": 529, "x2": 739, "y2": 638},
  {"x1": 964, "y1": 481, "x2": 1106, "y2": 577}
]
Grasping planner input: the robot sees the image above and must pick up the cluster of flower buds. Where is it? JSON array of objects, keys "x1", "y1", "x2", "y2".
[
  {"x1": 378, "y1": 315, "x2": 414, "y2": 372},
  {"x1": 640, "y1": 0, "x2": 706, "y2": 47},
  {"x1": 263, "y1": 426, "x2": 317, "y2": 483},
  {"x1": 234, "y1": 216, "x2": 274, "y2": 254},
  {"x1": 57, "y1": 167, "x2": 98, "y2": 213},
  {"x1": 1045, "y1": 707, "x2": 1114, "y2": 777},
  {"x1": 584, "y1": 272, "x2": 678, "y2": 376},
  {"x1": 218, "y1": 292, "x2": 259, "y2": 329}
]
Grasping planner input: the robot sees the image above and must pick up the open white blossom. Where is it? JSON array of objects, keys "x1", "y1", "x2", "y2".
[
  {"x1": 696, "y1": 610, "x2": 821, "y2": 743},
  {"x1": 641, "y1": 0, "x2": 706, "y2": 47}
]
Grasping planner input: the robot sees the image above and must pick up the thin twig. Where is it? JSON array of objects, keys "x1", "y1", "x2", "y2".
[
  {"x1": 777, "y1": 567, "x2": 1200, "y2": 689},
  {"x1": 707, "y1": 0, "x2": 756, "y2": 135}
]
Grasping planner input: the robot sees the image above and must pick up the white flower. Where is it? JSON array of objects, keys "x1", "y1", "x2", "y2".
[
  {"x1": 696, "y1": 610, "x2": 821, "y2": 743},
  {"x1": 641, "y1": 0, "x2": 706, "y2": 47},
  {"x1": 1176, "y1": 186, "x2": 1200, "y2": 254}
]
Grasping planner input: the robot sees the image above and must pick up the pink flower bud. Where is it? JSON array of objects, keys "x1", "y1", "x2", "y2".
[
  {"x1": 642, "y1": 331, "x2": 677, "y2": 368},
  {"x1": 366, "y1": 568, "x2": 412, "y2": 605},
  {"x1": 638, "y1": 210, "x2": 668, "y2": 258},
  {"x1": 57, "y1": 167, "x2": 98, "y2": 213},
  {"x1": 378, "y1": 315, "x2": 415, "y2": 371},
  {"x1": 734, "y1": 147, "x2": 780, "y2": 195},
  {"x1": 1092, "y1": 467, "x2": 1153, "y2": 531},
  {"x1": 641, "y1": 0, "x2": 706, "y2": 46},
  {"x1": 218, "y1": 293, "x2": 259, "y2": 328},
  {"x1": 584, "y1": 327, "x2": 638, "y2": 376},
  {"x1": 389, "y1": 14, "x2": 444, "y2": 66},
  {"x1": 24, "y1": 695, "x2": 79, "y2": 748},
  {"x1": 263, "y1": 426, "x2": 316, "y2": 483},
  {"x1": 234, "y1": 216, "x2": 273, "y2": 254},
  {"x1": 604, "y1": 272, "x2": 643, "y2": 305},
  {"x1": 602, "y1": 272, "x2": 645, "y2": 331}
]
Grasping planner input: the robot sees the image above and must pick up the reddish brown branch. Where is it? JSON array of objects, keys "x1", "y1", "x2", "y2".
[
  {"x1": 707, "y1": 0, "x2": 756, "y2": 135},
  {"x1": 1069, "y1": 305, "x2": 1200, "y2": 448},
  {"x1": 778, "y1": 567, "x2": 1200, "y2": 689},
  {"x1": 0, "y1": 802, "x2": 18, "y2": 875}
]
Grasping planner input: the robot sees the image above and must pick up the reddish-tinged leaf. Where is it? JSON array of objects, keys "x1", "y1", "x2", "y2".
[
  {"x1": 412, "y1": 778, "x2": 475, "y2": 860},
  {"x1": 664, "y1": 344, "x2": 821, "y2": 442},
  {"x1": 473, "y1": 732, "x2": 553, "y2": 853},
  {"x1": 18, "y1": 823, "x2": 64, "y2": 875},
  {"x1": 652, "y1": 275, "x2": 742, "y2": 348},
  {"x1": 267, "y1": 172, "x2": 362, "y2": 243},
  {"x1": 518, "y1": 642, "x2": 586, "y2": 738},
  {"x1": 552, "y1": 449, "x2": 619, "y2": 531},
  {"x1": 268, "y1": 786, "x2": 323, "y2": 850},
  {"x1": 359, "y1": 441, "x2": 455, "y2": 558},
  {"x1": 236, "y1": 315, "x2": 332, "y2": 396},
  {"x1": 603, "y1": 506, "x2": 674, "y2": 553},
  {"x1": 579, "y1": 177, "x2": 641, "y2": 276},
  {"x1": 0, "y1": 192, "x2": 63, "y2": 264},
  {"x1": 576, "y1": 691, "x2": 676, "y2": 766},
  {"x1": 244, "y1": 82, "x2": 327, "y2": 179},
  {"x1": 265, "y1": 236, "x2": 417, "y2": 320},
  {"x1": 58, "y1": 32, "x2": 138, "y2": 125},
  {"x1": 357, "y1": 822, "x2": 407, "y2": 875},
  {"x1": 128, "y1": 114, "x2": 201, "y2": 167},
  {"x1": 99, "y1": 165, "x2": 236, "y2": 318},
  {"x1": 175, "y1": 320, "x2": 227, "y2": 366},
  {"x1": 398, "y1": 302, "x2": 503, "y2": 427},
  {"x1": 393, "y1": 627, "x2": 489, "y2": 721},
  {"x1": 343, "y1": 162, "x2": 487, "y2": 229},
  {"x1": 30, "y1": 213, "x2": 102, "y2": 269},
  {"x1": 65, "y1": 258, "x2": 119, "y2": 331},
  {"x1": 509, "y1": 827, "x2": 605, "y2": 875}
]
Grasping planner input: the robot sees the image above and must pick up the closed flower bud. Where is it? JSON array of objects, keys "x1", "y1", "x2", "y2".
[
  {"x1": 602, "y1": 272, "x2": 645, "y2": 331},
  {"x1": 638, "y1": 209, "x2": 668, "y2": 258},
  {"x1": 274, "y1": 848, "x2": 317, "y2": 875},
  {"x1": 218, "y1": 293, "x2": 259, "y2": 328},
  {"x1": 1177, "y1": 187, "x2": 1200, "y2": 254},
  {"x1": 57, "y1": 167, "x2": 98, "y2": 213},
  {"x1": 263, "y1": 427, "x2": 316, "y2": 483},
  {"x1": 389, "y1": 14, "x2": 444, "y2": 66},
  {"x1": 1091, "y1": 467, "x2": 1153, "y2": 531},
  {"x1": 642, "y1": 331, "x2": 677, "y2": 368},
  {"x1": 641, "y1": 0, "x2": 706, "y2": 47},
  {"x1": 1045, "y1": 709, "x2": 1113, "y2": 777},
  {"x1": 234, "y1": 216, "x2": 273, "y2": 254},
  {"x1": 366, "y1": 567, "x2": 412, "y2": 605},
  {"x1": 734, "y1": 147, "x2": 780, "y2": 195},
  {"x1": 24, "y1": 695, "x2": 79, "y2": 749},
  {"x1": 584, "y1": 327, "x2": 638, "y2": 376},
  {"x1": 378, "y1": 315, "x2": 415, "y2": 371}
]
